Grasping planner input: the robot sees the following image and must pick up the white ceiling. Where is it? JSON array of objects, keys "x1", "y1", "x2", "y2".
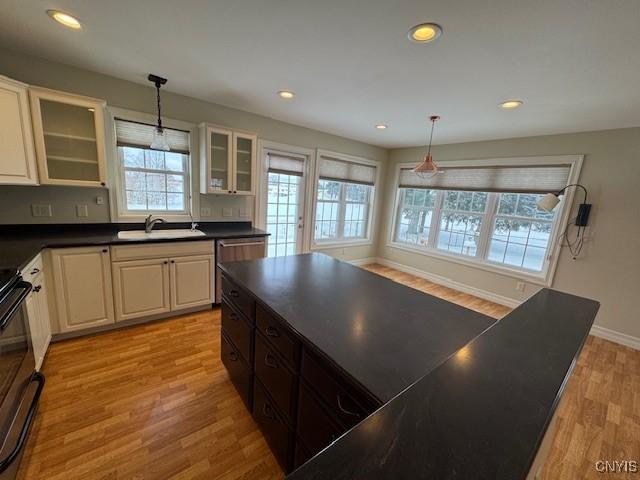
[{"x1": 1, "y1": 0, "x2": 639, "y2": 148}]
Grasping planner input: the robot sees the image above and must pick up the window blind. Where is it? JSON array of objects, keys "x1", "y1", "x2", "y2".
[
  {"x1": 319, "y1": 155, "x2": 377, "y2": 186},
  {"x1": 115, "y1": 118, "x2": 190, "y2": 154},
  {"x1": 267, "y1": 152, "x2": 305, "y2": 176},
  {"x1": 398, "y1": 164, "x2": 572, "y2": 193}
]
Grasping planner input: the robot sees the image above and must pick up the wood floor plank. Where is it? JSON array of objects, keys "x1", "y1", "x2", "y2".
[{"x1": 18, "y1": 263, "x2": 638, "y2": 479}]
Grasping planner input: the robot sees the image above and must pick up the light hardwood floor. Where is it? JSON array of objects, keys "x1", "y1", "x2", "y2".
[{"x1": 18, "y1": 263, "x2": 638, "y2": 479}]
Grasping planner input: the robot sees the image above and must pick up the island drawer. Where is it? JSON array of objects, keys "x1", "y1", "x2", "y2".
[
  {"x1": 301, "y1": 349, "x2": 378, "y2": 429},
  {"x1": 221, "y1": 299, "x2": 253, "y2": 364},
  {"x1": 293, "y1": 439, "x2": 313, "y2": 469},
  {"x1": 296, "y1": 381, "x2": 345, "y2": 455},
  {"x1": 253, "y1": 379, "x2": 293, "y2": 472},
  {"x1": 254, "y1": 332, "x2": 297, "y2": 422},
  {"x1": 221, "y1": 332, "x2": 252, "y2": 409},
  {"x1": 256, "y1": 303, "x2": 300, "y2": 369},
  {"x1": 221, "y1": 275, "x2": 255, "y2": 322}
]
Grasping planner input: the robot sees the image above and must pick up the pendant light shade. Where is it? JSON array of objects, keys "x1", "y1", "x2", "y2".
[
  {"x1": 148, "y1": 74, "x2": 170, "y2": 151},
  {"x1": 412, "y1": 115, "x2": 441, "y2": 178}
]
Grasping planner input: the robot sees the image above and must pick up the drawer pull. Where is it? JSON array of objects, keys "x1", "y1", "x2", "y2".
[
  {"x1": 264, "y1": 353, "x2": 278, "y2": 368},
  {"x1": 30, "y1": 268, "x2": 40, "y2": 275},
  {"x1": 263, "y1": 403, "x2": 275, "y2": 419},
  {"x1": 229, "y1": 350, "x2": 239, "y2": 362},
  {"x1": 229, "y1": 290, "x2": 239, "y2": 298},
  {"x1": 336, "y1": 394, "x2": 361, "y2": 418},
  {"x1": 265, "y1": 326, "x2": 280, "y2": 338}
]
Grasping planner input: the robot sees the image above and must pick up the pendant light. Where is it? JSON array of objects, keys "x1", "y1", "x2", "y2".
[
  {"x1": 148, "y1": 74, "x2": 170, "y2": 151},
  {"x1": 412, "y1": 115, "x2": 440, "y2": 178}
]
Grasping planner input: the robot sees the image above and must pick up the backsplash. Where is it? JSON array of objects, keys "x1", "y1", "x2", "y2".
[{"x1": 0, "y1": 185, "x2": 253, "y2": 224}]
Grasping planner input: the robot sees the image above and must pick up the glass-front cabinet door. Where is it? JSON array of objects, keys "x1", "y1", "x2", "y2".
[
  {"x1": 200, "y1": 124, "x2": 257, "y2": 195},
  {"x1": 233, "y1": 132, "x2": 256, "y2": 195},
  {"x1": 30, "y1": 88, "x2": 107, "y2": 187},
  {"x1": 207, "y1": 126, "x2": 232, "y2": 193}
]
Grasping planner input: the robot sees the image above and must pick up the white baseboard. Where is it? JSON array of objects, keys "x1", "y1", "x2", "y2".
[
  {"x1": 346, "y1": 257, "x2": 378, "y2": 266},
  {"x1": 373, "y1": 257, "x2": 522, "y2": 309},
  {"x1": 590, "y1": 325, "x2": 640, "y2": 350}
]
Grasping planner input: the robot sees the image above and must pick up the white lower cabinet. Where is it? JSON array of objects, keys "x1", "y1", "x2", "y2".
[
  {"x1": 112, "y1": 258, "x2": 171, "y2": 322},
  {"x1": 170, "y1": 254, "x2": 215, "y2": 310},
  {"x1": 24, "y1": 255, "x2": 52, "y2": 370},
  {"x1": 111, "y1": 241, "x2": 215, "y2": 322},
  {"x1": 50, "y1": 246, "x2": 115, "y2": 333}
]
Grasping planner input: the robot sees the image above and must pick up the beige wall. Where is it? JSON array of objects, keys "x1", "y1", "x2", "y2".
[
  {"x1": 379, "y1": 128, "x2": 640, "y2": 339},
  {"x1": 0, "y1": 48, "x2": 388, "y2": 260}
]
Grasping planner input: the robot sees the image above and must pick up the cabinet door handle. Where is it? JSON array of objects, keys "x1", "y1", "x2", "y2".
[
  {"x1": 264, "y1": 353, "x2": 278, "y2": 368},
  {"x1": 164, "y1": 261, "x2": 168, "y2": 264},
  {"x1": 336, "y1": 394, "x2": 361, "y2": 418},
  {"x1": 30, "y1": 268, "x2": 40, "y2": 275},
  {"x1": 263, "y1": 403, "x2": 275, "y2": 419},
  {"x1": 229, "y1": 350, "x2": 239, "y2": 361},
  {"x1": 229, "y1": 290, "x2": 239, "y2": 298},
  {"x1": 102, "y1": 249, "x2": 108, "y2": 253},
  {"x1": 100, "y1": 182, "x2": 106, "y2": 186},
  {"x1": 265, "y1": 326, "x2": 279, "y2": 338},
  {"x1": 229, "y1": 311, "x2": 239, "y2": 321},
  {"x1": 33, "y1": 285, "x2": 42, "y2": 293},
  {"x1": 170, "y1": 260, "x2": 175, "y2": 264}
]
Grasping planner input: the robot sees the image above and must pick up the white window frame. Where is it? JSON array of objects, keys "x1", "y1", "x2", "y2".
[
  {"x1": 106, "y1": 107, "x2": 198, "y2": 223},
  {"x1": 311, "y1": 149, "x2": 381, "y2": 249},
  {"x1": 387, "y1": 155, "x2": 584, "y2": 286}
]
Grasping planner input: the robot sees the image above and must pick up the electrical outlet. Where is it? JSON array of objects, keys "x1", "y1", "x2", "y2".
[
  {"x1": 96, "y1": 196, "x2": 104, "y2": 205},
  {"x1": 239, "y1": 208, "x2": 250, "y2": 218},
  {"x1": 76, "y1": 205, "x2": 89, "y2": 217},
  {"x1": 200, "y1": 207, "x2": 211, "y2": 217},
  {"x1": 516, "y1": 281, "x2": 526, "y2": 292},
  {"x1": 31, "y1": 204, "x2": 52, "y2": 217},
  {"x1": 222, "y1": 207, "x2": 233, "y2": 218}
]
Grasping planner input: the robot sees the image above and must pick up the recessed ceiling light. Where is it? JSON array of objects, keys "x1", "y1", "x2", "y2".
[
  {"x1": 408, "y1": 23, "x2": 442, "y2": 43},
  {"x1": 499, "y1": 100, "x2": 523, "y2": 109},
  {"x1": 375, "y1": 124, "x2": 387, "y2": 130},
  {"x1": 278, "y1": 90, "x2": 295, "y2": 100},
  {"x1": 47, "y1": 10, "x2": 82, "y2": 29}
]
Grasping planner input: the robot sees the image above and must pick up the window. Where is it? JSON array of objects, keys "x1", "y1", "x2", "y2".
[
  {"x1": 488, "y1": 193, "x2": 555, "y2": 271},
  {"x1": 115, "y1": 119, "x2": 191, "y2": 216},
  {"x1": 313, "y1": 152, "x2": 378, "y2": 244},
  {"x1": 391, "y1": 157, "x2": 581, "y2": 280}
]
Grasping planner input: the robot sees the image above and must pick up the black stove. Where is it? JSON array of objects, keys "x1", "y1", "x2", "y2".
[{"x1": 0, "y1": 269, "x2": 20, "y2": 303}]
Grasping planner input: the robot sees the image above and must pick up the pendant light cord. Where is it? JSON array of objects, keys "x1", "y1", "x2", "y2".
[
  {"x1": 426, "y1": 118, "x2": 436, "y2": 157},
  {"x1": 155, "y1": 83, "x2": 163, "y2": 133}
]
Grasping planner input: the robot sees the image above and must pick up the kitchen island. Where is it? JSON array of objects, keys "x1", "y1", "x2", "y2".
[{"x1": 219, "y1": 253, "x2": 599, "y2": 478}]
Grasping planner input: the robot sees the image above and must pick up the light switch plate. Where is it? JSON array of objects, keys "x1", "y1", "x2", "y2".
[
  {"x1": 76, "y1": 205, "x2": 89, "y2": 217},
  {"x1": 222, "y1": 207, "x2": 233, "y2": 218},
  {"x1": 31, "y1": 204, "x2": 52, "y2": 217}
]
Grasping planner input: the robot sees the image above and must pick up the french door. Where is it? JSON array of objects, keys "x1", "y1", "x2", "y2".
[{"x1": 261, "y1": 147, "x2": 308, "y2": 257}]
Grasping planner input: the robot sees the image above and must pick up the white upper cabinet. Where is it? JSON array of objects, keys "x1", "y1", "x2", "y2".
[
  {"x1": 0, "y1": 76, "x2": 38, "y2": 185},
  {"x1": 200, "y1": 123, "x2": 256, "y2": 195},
  {"x1": 30, "y1": 87, "x2": 108, "y2": 187}
]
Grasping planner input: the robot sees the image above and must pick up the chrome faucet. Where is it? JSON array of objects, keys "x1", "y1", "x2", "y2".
[{"x1": 144, "y1": 214, "x2": 166, "y2": 233}]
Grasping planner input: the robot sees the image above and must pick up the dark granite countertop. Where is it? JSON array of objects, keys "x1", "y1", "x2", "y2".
[
  {"x1": 287, "y1": 288, "x2": 599, "y2": 480},
  {"x1": 0, "y1": 222, "x2": 268, "y2": 272},
  {"x1": 219, "y1": 253, "x2": 495, "y2": 403}
]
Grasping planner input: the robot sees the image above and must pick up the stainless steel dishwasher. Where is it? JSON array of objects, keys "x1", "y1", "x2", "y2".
[{"x1": 216, "y1": 237, "x2": 266, "y2": 303}]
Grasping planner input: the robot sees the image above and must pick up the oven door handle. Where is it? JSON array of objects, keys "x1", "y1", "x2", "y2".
[
  {"x1": 0, "y1": 281, "x2": 32, "y2": 331},
  {"x1": 0, "y1": 372, "x2": 45, "y2": 473}
]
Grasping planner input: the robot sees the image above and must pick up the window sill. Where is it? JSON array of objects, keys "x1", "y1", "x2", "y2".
[
  {"x1": 386, "y1": 241, "x2": 553, "y2": 287},
  {"x1": 311, "y1": 239, "x2": 373, "y2": 250}
]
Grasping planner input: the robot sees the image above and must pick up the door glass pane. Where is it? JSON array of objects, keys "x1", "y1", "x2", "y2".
[
  {"x1": 235, "y1": 136, "x2": 253, "y2": 192},
  {"x1": 40, "y1": 99, "x2": 99, "y2": 181},
  {"x1": 266, "y1": 172, "x2": 300, "y2": 257},
  {"x1": 210, "y1": 131, "x2": 229, "y2": 191}
]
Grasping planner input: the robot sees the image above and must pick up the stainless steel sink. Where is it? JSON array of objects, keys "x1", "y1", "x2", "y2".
[{"x1": 117, "y1": 229, "x2": 206, "y2": 240}]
